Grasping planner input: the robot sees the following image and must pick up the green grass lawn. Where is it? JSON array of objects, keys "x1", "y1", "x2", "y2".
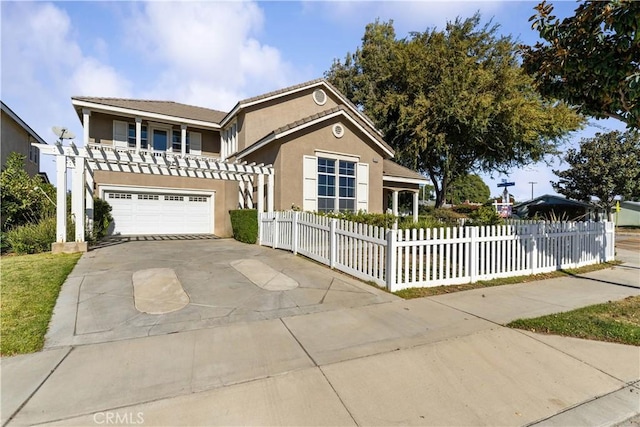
[
  {"x1": 1, "y1": 252, "x2": 81, "y2": 356},
  {"x1": 508, "y1": 296, "x2": 640, "y2": 346},
  {"x1": 393, "y1": 261, "x2": 622, "y2": 299}
]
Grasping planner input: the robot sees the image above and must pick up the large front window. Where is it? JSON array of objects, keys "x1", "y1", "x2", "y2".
[
  {"x1": 317, "y1": 158, "x2": 356, "y2": 213},
  {"x1": 152, "y1": 129, "x2": 168, "y2": 151}
]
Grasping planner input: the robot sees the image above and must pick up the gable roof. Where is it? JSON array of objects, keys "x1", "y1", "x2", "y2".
[
  {"x1": 383, "y1": 159, "x2": 429, "y2": 184},
  {"x1": 513, "y1": 194, "x2": 597, "y2": 209},
  {"x1": 1, "y1": 101, "x2": 47, "y2": 145},
  {"x1": 234, "y1": 105, "x2": 394, "y2": 159},
  {"x1": 71, "y1": 97, "x2": 226, "y2": 127},
  {"x1": 220, "y1": 79, "x2": 380, "y2": 134}
]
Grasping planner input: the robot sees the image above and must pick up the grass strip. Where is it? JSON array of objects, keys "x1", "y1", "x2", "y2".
[
  {"x1": 393, "y1": 261, "x2": 622, "y2": 299},
  {"x1": 1, "y1": 252, "x2": 81, "y2": 356},
  {"x1": 507, "y1": 296, "x2": 640, "y2": 346}
]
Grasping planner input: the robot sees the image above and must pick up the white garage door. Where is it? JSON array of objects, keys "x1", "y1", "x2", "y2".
[{"x1": 105, "y1": 190, "x2": 213, "y2": 235}]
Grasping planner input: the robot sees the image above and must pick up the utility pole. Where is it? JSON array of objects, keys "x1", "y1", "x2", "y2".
[{"x1": 528, "y1": 181, "x2": 537, "y2": 200}]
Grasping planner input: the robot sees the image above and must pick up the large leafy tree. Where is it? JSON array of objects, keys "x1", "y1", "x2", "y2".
[
  {"x1": 326, "y1": 15, "x2": 583, "y2": 207},
  {"x1": 448, "y1": 174, "x2": 491, "y2": 204},
  {"x1": 523, "y1": 1, "x2": 640, "y2": 128},
  {"x1": 1, "y1": 153, "x2": 55, "y2": 230},
  {"x1": 552, "y1": 130, "x2": 640, "y2": 216}
]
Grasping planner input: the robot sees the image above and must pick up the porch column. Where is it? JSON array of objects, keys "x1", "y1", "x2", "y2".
[
  {"x1": 267, "y1": 173, "x2": 274, "y2": 212},
  {"x1": 56, "y1": 152, "x2": 67, "y2": 242},
  {"x1": 135, "y1": 117, "x2": 142, "y2": 153},
  {"x1": 257, "y1": 173, "x2": 265, "y2": 213},
  {"x1": 180, "y1": 124, "x2": 187, "y2": 156},
  {"x1": 413, "y1": 191, "x2": 419, "y2": 222},
  {"x1": 72, "y1": 157, "x2": 86, "y2": 242},
  {"x1": 392, "y1": 190, "x2": 399, "y2": 217},
  {"x1": 82, "y1": 109, "x2": 90, "y2": 146}
]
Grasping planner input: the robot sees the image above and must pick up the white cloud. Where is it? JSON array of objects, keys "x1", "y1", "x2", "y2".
[
  {"x1": 128, "y1": 1, "x2": 296, "y2": 110},
  {"x1": 1, "y1": 2, "x2": 132, "y2": 183}
]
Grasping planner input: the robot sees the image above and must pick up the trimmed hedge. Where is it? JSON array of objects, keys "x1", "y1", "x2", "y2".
[{"x1": 229, "y1": 209, "x2": 258, "y2": 244}]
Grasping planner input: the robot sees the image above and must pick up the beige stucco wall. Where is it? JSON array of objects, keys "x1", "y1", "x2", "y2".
[
  {"x1": 93, "y1": 171, "x2": 238, "y2": 237},
  {"x1": 237, "y1": 87, "x2": 341, "y2": 152},
  {"x1": 1, "y1": 110, "x2": 40, "y2": 176},
  {"x1": 87, "y1": 112, "x2": 221, "y2": 156},
  {"x1": 244, "y1": 116, "x2": 387, "y2": 213}
]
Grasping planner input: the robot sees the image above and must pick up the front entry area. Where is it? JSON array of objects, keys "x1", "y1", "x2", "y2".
[{"x1": 104, "y1": 188, "x2": 214, "y2": 235}]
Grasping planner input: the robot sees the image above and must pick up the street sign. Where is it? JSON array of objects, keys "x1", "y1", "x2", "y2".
[{"x1": 497, "y1": 181, "x2": 515, "y2": 188}]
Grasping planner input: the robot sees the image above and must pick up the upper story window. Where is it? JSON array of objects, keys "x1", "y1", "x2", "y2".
[
  {"x1": 28, "y1": 144, "x2": 39, "y2": 164},
  {"x1": 172, "y1": 130, "x2": 189, "y2": 152},
  {"x1": 128, "y1": 124, "x2": 148, "y2": 149},
  {"x1": 221, "y1": 122, "x2": 237, "y2": 159}
]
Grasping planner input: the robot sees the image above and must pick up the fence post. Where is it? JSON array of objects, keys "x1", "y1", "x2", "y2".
[
  {"x1": 469, "y1": 227, "x2": 477, "y2": 283},
  {"x1": 530, "y1": 223, "x2": 539, "y2": 274},
  {"x1": 386, "y1": 229, "x2": 397, "y2": 291},
  {"x1": 604, "y1": 221, "x2": 615, "y2": 262},
  {"x1": 257, "y1": 212, "x2": 262, "y2": 246},
  {"x1": 273, "y1": 212, "x2": 279, "y2": 249},
  {"x1": 329, "y1": 218, "x2": 337, "y2": 268},
  {"x1": 292, "y1": 211, "x2": 299, "y2": 255}
]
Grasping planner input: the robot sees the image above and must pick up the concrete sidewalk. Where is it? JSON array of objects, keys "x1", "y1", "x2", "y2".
[{"x1": 2, "y1": 249, "x2": 639, "y2": 426}]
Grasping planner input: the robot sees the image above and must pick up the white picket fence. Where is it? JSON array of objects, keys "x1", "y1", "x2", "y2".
[{"x1": 259, "y1": 212, "x2": 615, "y2": 292}]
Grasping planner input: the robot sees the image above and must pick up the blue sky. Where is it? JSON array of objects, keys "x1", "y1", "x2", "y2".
[{"x1": 1, "y1": 1, "x2": 626, "y2": 201}]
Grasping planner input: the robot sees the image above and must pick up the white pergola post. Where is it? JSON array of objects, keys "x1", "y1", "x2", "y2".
[
  {"x1": 56, "y1": 152, "x2": 67, "y2": 242},
  {"x1": 413, "y1": 191, "x2": 419, "y2": 222},
  {"x1": 392, "y1": 190, "x2": 399, "y2": 217},
  {"x1": 267, "y1": 173, "x2": 274, "y2": 213},
  {"x1": 85, "y1": 166, "x2": 94, "y2": 236},
  {"x1": 180, "y1": 124, "x2": 187, "y2": 156},
  {"x1": 72, "y1": 157, "x2": 85, "y2": 242},
  {"x1": 135, "y1": 117, "x2": 142, "y2": 153},
  {"x1": 257, "y1": 173, "x2": 265, "y2": 213}
]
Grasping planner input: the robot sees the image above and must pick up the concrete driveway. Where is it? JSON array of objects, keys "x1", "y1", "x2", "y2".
[{"x1": 46, "y1": 238, "x2": 398, "y2": 347}]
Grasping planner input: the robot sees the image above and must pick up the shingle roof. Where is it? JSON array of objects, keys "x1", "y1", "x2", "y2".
[
  {"x1": 383, "y1": 159, "x2": 428, "y2": 182},
  {"x1": 236, "y1": 105, "x2": 394, "y2": 159},
  {"x1": 72, "y1": 97, "x2": 227, "y2": 123},
  {"x1": 237, "y1": 78, "x2": 325, "y2": 105}
]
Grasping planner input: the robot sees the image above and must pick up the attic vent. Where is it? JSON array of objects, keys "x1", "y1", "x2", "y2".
[
  {"x1": 332, "y1": 123, "x2": 345, "y2": 138},
  {"x1": 313, "y1": 89, "x2": 327, "y2": 105}
]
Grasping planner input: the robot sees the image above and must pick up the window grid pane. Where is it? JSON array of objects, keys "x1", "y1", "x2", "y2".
[{"x1": 317, "y1": 157, "x2": 356, "y2": 213}]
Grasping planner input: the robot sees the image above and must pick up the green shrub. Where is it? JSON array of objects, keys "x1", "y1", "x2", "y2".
[
  {"x1": 452, "y1": 204, "x2": 481, "y2": 215},
  {"x1": 5, "y1": 217, "x2": 76, "y2": 255},
  {"x1": 469, "y1": 206, "x2": 504, "y2": 226},
  {"x1": 316, "y1": 210, "x2": 396, "y2": 228},
  {"x1": 398, "y1": 215, "x2": 444, "y2": 230},
  {"x1": 229, "y1": 209, "x2": 258, "y2": 244},
  {"x1": 92, "y1": 197, "x2": 113, "y2": 239}
]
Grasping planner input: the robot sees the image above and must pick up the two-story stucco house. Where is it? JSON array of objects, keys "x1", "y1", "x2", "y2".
[
  {"x1": 71, "y1": 79, "x2": 427, "y2": 238},
  {"x1": 1, "y1": 101, "x2": 48, "y2": 180}
]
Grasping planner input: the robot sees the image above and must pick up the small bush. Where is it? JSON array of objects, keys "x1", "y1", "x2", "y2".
[
  {"x1": 317, "y1": 210, "x2": 397, "y2": 228},
  {"x1": 398, "y1": 216, "x2": 443, "y2": 230},
  {"x1": 5, "y1": 217, "x2": 75, "y2": 254},
  {"x1": 452, "y1": 204, "x2": 481, "y2": 215},
  {"x1": 92, "y1": 197, "x2": 113, "y2": 239},
  {"x1": 229, "y1": 209, "x2": 258, "y2": 244},
  {"x1": 469, "y1": 206, "x2": 504, "y2": 226}
]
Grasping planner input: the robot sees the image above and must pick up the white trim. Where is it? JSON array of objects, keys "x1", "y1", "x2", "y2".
[
  {"x1": 72, "y1": 99, "x2": 220, "y2": 130},
  {"x1": 313, "y1": 89, "x2": 327, "y2": 106},
  {"x1": 332, "y1": 123, "x2": 345, "y2": 138},
  {"x1": 99, "y1": 184, "x2": 215, "y2": 234},
  {"x1": 220, "y1": 81, "x2": 382, "y2": 137},
  {"x1": 314, "y1": 149, "x2": 359, "y2": 163},
  {"x1": 383, "y1": 175, "x2": 429, "y2": 185},
  {"x1": 236, "y1": 110, "x2": 394, "y2": 159}
]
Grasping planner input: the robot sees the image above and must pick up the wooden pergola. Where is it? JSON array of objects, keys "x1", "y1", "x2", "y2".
[{"x1": 33, "y1": 142, "x2": 274, "y2": 250}]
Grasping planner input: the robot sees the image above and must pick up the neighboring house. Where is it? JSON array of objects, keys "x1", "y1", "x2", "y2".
[
  {"x1": 1, "y1": 101, "x2": 48, "y2": 180},
  {"x1": 71, "y1": 79, "x2": 428, "y2": 237},
  {"x1": 513, "y1": 194, "x2": 603, "y2": 221},
  {"x1": 617, "y1": 201, "x2": 640, "y2": 227}
]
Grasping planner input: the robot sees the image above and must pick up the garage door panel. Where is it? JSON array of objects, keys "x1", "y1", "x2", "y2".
[{"x1": 105, "y1": 190, "x2": 213, "y2": 235}]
